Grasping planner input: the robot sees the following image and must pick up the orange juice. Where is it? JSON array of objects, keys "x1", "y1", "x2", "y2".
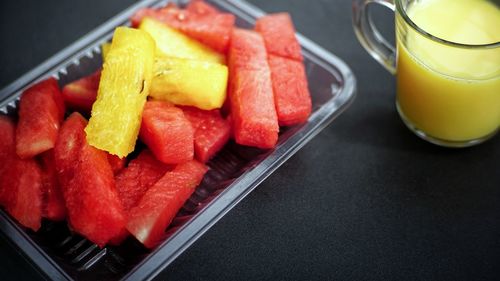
[{"x1": 396, "y1": 0, "x2": 500, "y2": 142}]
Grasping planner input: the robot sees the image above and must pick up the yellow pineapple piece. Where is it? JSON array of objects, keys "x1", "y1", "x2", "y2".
[
  {"x1": 139, "y1": 18, "x2": 225, "y2": 64},
  {"x1": 85, "y1": 27, "x2": 155, "y2": 157},
  {"x1": 151, "y1": 56, "x2": 228, "y2": 110},
  {"x1": 101, "y1": 42, "x2": 111, "y2": 62}
]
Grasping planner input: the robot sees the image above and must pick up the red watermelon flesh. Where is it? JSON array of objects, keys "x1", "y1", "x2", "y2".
[
  {"x1": 175, "y1": 12, "x2": 235, "y2": 53},
  {"x1": 115, "y1": 149, "x2": 171, "y2": 212},
  {"x1": 267, "y1": 55, "x2": 311, "y2": 126},
  {"x1": 140, "y1": 101, "x2": 194, "y2": 165},
  {"x1": 16, "y1": 78, "x2": 64, "y2": 159},
  {"x1": 23, "y1": 78, "x2": 65, "y2": 122},
  {"x1": 130, "y1": 6, "x2": 234, "y2": 53},
  {"x1": 130, "y1": 7, "x2": 165, "y2": 28},
  {"x1": 255, "y1": 13, "x2": 303, "y2": 62},
  {"x1": 0, "y1": 116, "x2": 44, "y2": 231},
  {"x1": 61, "y1": 70, "x2": 100, "y2": 113},
  {"x1": 181, "y1": 107, "x2": 231, "y2": 163},
  {"x1": 104, "y1": 152, "x2": 134, "y2": 245},
  {"x1": 126, "y1": 160, "x2": 208, "y2": 248},
  {"x1": 0, "y1": 116, "x2": 17, "y2": 206},
  {"x1": 107, "y1": 153, "x2": 126, "y2": 175},
  {"x1": 40, "y1": 150, "x2": 66, "y2": 221},
  {"x1": 230, "y1": 68, "x2": 279, "y2": 148},
  {"x1": 65, "y1": 141, "x2": 126, "y2": 247},
  {"x1": 0, "y1": 116, "x2": 43, "y2": 231},
  {"x1": 228, "y1": 29, "x2": 269, "y2": 72},
  {"x1": 54, "y1": 113, "x2": 87, "y2": 187},
  {"x1": 186, "y1": 0, "x2": 220, "y2": 16},
  {"x1": 42, "y1": 78, "x2": 66, "y2": 122},
  {"x1": 3, "y1": 158, "x2": 43, "y2": 231},
  {"x1": 226, "y1": 29, "x2": 267, "y2": 119},
  {"x1": 0, "y1": 116, "x2": 16, "y2": 164},
  {"x1": 54, "y1": 113, "x2": 126, "y2": 246},
  {"x1": 228, "y1": 29, "x2": 278, "y2": 148}
]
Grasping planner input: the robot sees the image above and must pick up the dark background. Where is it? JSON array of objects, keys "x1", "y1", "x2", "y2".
[{"x1": 1, "y1": 0, "x2": 499, "y2": 280}]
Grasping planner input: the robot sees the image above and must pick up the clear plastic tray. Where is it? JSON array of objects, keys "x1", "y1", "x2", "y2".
[{"x1": 0, "y1": 0, "x2": 356, "y2": 280}]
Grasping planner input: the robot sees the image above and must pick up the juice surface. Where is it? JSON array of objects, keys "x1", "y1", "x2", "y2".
[{"x1": 396, "y1": 0, "x2": 500, "y2": 142}]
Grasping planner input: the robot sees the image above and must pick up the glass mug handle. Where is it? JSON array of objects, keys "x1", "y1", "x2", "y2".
[{"x1": 352, "y1": 0, "x2": 397, "y2": 74}]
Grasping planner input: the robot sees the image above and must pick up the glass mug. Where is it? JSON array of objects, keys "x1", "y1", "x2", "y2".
[{"x1": 352, "y1": 0, "x2": 500, "y2": 147}]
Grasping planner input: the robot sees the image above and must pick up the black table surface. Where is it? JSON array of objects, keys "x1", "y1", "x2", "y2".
[{"x1": 1, "y1": 1, "x2": 499, "y2": 280}]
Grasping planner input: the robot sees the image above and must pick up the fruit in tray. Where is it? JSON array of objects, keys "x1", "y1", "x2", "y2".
[
  {"x1": 2, "y1": 157, "x2": 43, "y2": 232},
  {"x1": 116, "y1": 149, "x2": 171, "y2": 212},
  {"x1": 107, "y1": 153, "x2": 127, "y2": 175},
  {"x1": 139, "y1": 18, "x2": 224, "y2": 64},
  {"x1": 131, "y1": 1, "x2": 234, "y2": 53},
  {"x1": 0, "y1": 116, "x2": 43, "y2": 231},
  {"x1": 16, "y1": 78, "x2": 65, "y2": 159},
  {"x1": 186, "y1": 0, "x2": 220, "y2": 16},
  {"x1": 255, "y1": 13, "x2": 304, "y2": 62},
  {"x1": 255, "y1": 13, "x2": 311, "y2": 126},
  {"x1": 151, "y1": 56, "x2": 228, "y2": 110},
  {"x1": 85, "y1": 27, "x2": 155, "y2": 158},
  {"x1": 56, "y1": 113, "x2": 127, "y2": 246},
  {"x1": 0, "y1": 0, "x2": 311, "y2": 249},
  {"x1": 62, "y1": 70, "x2": 101, "y2": 113},
  {"x1": 140, "y1": 101, "x2": 194, "y2": 164},
  {"x1": 228, "y1": 29, "x2": 279, "y2": 148},
  {"x1": 267, "y1": 55, "x2": 311, "y2": 126},
  {"x1": 181, "y1": 106, "x2": 231, "y2": 163},
  {"x1": 101, "y1": 42, "x2": 111, "y2": 61},
  {"x1": 40, "y1": 150, "x2": 66, "y2": 221},
  {"x1": 0, "y1": 117, "x2": 16, "y2": 207},
  {"x1": 126, "y1": 160, "x2": 207, "y2": 248}
]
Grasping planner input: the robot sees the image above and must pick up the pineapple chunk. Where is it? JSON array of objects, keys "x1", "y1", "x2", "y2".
[
  {"x1": 85, "y1": 27, "x2": 155, "y2": 157},
  {"x1": 101, "y1": 42, "x2": 111, "y2": 62},
  {"x1": 151, "y1": 56, "x2": 228, "y2": 110},
  {"x1": 139, "y1": 18, "x2": 225, "y2": 64}
]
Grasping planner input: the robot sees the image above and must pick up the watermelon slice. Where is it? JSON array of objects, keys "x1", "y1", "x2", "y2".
[
  {"x1": 186, "y1": 0, "x2": 220, "y2": 16},
  {"x1": 16, "y1": 78, "x2": 64, "y2": 159},
  {"x1": 228, "y1": 29, "x2": 279, "y2": 148},
  {"x1": 107, "y1": 150, "x2": 133, "y2": 244},
  {"x1": 255, "y1": 13, "x2": 303, "y2": 62},
  {"x1": 140, "y1": 101, "x2": 194, "y2": 164},
  {"x1": 0, "y1": 116, "x2": 43, "y2": 230},
  {"x1": 40, "y1": 150, "x2": 66, "y2": 221},
  {"x1": 230, "y1": 68, "x2": 279, "y2": 148},
  {"x1": 126, "y1": 160, "x2": 208, "y2": 248},
  {"x1": 55, "y1": 113, "x2": 126, "y2": 247},
  {"x1": 175, "y1": 12, "x2": 235, "y2": 54},
  {"x1": 61, "y1": 70, "x2": 101, "y2": 113},
  {"x1": 38, "y1": 78, "x2": 66, "y2": 122},
  {"x1": 115, "y1": 149, "x2": 171, "y2": 212},
  {"x1": 228, "y1": 28, "x2": 268, "y2": 72},
  {"x1": 130, "y1": 7, "x2": 164, "y2": 28},
  {"x1": 131, "y1": 5, "x2": 234, "y2": 53},
  {"x1": 107, "y1": 153, "x2": 126, "y2": 175},
  {"x1": 0, "y1": 116, "x2": 17, "y2": 207},
  {"x1": 54, "y1": 113, "x2": 87, "y2": 187},
  {"x1": 2, "y1": 158, "x2": 43, "y2": 231},
  {"x1": 181, "y1": 107, "x2": 231, "y2": 162},
  {"x1": 0, "y1": 116, "x2": 15, "y2": 161},
  {"x1": 66, "y1": 140, "x2": 126, "y2": 247},
  {"x1": 267, "y1": 55, "x2": 312, "y2": 126}
]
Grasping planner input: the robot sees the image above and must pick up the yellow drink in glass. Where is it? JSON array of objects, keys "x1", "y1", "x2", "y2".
[{"x1": 396, "y1": 0, "x2": 500, "y2": 145}]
